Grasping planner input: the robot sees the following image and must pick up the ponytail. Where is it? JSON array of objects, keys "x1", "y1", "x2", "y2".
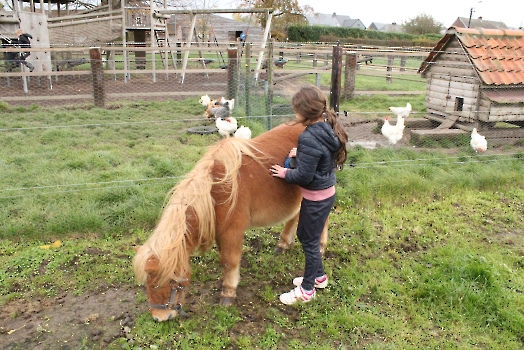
[{"x1": 324, "y1": 109, "x2": 348, "y2": 170}]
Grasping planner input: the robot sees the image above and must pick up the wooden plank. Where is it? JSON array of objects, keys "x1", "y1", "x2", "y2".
[
  {"x1": 427, "y1": 84, "x2": 479, "y2": 99},
  {"x1": 411, "y1": 128, "x2": 467, "y2": 135},
  {"x1": 436, "y1": 113, "x2": 459, "y2": 129},
  {"x1": 426, "y1": 66, "x2": 476, "y2": 77},
  {"x1": 1, "y1": 94, "x2": 93, "y2": 102},
  {"x1": 410, "y1": 128, "x2": 468, "y2": 144}
]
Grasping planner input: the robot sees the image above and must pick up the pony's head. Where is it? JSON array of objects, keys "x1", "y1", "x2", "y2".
[{"x1": 134, "y1": 245, "x2": 191, "y2": 321}]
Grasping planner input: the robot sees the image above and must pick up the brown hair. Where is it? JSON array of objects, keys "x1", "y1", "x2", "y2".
[{"x1": 291, "y1": 85, "x2": 348, "y2": 169}]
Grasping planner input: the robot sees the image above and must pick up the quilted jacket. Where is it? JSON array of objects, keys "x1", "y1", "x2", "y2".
[{"x1": 284, "y1": 121, "x2": 340, "y2": 190}]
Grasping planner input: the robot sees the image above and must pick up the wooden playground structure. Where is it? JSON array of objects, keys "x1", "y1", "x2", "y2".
[{"x1": 1, "y1": 0, "x2": 273, "y2": 85}]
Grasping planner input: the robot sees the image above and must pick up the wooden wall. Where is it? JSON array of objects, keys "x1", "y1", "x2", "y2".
[
  {"x1": 423, "y1": 37, "x2": 524, "y2": 123},
  {"x1": 423, "y1": 38, "x2": 480, "y2": 121},
  {"x1": 18, "y1": 11, "x2": 52, "y2": 73}
]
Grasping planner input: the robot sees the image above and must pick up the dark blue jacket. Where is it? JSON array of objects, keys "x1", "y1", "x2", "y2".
[{"x1": 284, "y1": 122, "x2": 340, "y2": 190}]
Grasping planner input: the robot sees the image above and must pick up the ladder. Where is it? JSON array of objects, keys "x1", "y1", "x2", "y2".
[
  {"x1": 152, "y1": 12, "x2": 177, "y2": 70},
  {"x1": 192, "y1": 27, "x2": 209, "y2": 78}
]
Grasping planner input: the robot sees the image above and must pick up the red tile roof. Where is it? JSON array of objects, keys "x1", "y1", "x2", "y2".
[{"x1": 419, "y1": 27, "x2": 524, "y2": 86}]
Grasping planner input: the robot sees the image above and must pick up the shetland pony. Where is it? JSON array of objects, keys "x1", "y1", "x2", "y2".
[{"x1": 133, "y1": 122, "x2": 329, "y2": 321}]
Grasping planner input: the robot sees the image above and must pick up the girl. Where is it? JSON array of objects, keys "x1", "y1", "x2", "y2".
[{"x1": 270, "y1": 85, "x2": 348, "y2": 305}]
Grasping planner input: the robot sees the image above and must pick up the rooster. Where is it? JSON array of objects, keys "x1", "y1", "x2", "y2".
[
  {"x1": 216, "y1": 116, "x2": 238, "y2": 137},
  {"x1": 381, "y1": 116, "x2": 405, "y2": 145},
  {"x1": 210, "y1": 101, "x2": 231, "y2": 119},
  {"x1": 389, "y1": 102, "x2": 412, "y2": 118},
  {"x1": 470, "y1": 128, "x2": 487, "y2": 152},
  {"x1": 214, "y1": 97, "x2": 235, "y2": 111},
  {"x1": 234, "y1": 125, "x2": 252, "y2": 139}
]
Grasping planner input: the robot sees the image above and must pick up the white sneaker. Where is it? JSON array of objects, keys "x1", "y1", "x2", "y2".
[
  {"x1": 292, "y1": 275, "x2": 328, "y2": 289},
  {"x1": 279, "y1": 286, "x2": 316, "y2": 305}
]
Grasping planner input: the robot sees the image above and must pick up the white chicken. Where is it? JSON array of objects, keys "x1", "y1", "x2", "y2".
[
  {"x1": 470, "y1": 128, "x2": 487, "y2": 152},
  {"x1": 216, "y1": 117, "x2": 238, "y2": 137},
  {"x1": 234, "y1": 125, "x2": 252, "y2": 139},
  {"x1": 199, "y1": 94, "x2": 211, "y2": 107},
  {"x1": 389, "y1": 102, "x2": 412, "y2": 118},
  {"x1": 381, "y1": 116, "x2": 405, "y2": 145}
]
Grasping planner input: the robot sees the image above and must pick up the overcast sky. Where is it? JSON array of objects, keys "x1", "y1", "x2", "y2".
[{"x1": 216, "y1": 0, "x2": 523, "y2": 29}]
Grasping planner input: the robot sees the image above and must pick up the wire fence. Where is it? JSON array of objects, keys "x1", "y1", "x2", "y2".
[
  {"x1": 1, "y1": 41, "x2": 523, "y2": 154},
  {"x1": 1, "y1": 39, "x2": 523, "y2": 239}
]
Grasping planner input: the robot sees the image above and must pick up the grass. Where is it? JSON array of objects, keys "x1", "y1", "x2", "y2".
[{"x1": 0, "y1": 99, "x2": 523, "y2": 349}]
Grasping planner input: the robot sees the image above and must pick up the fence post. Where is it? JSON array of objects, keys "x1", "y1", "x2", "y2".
[
  {"x1": 330, "y1": 44, "x2": 343, "y2": 113},
  {"x1": 245, "y1": 43, "x2": 251, "y2": 117},
  {"x1": 227, "y1": 48, "x2": 238, "y2": 102},
  {"x1": 89, "y1": 47, "x2": 106, "y2": 108},
  {"x1": 343, "y1": 52, "x2": 357, "y2": 100},
  {"x1": 266, "y1": 40, "x2": 274, "y2": 129}
]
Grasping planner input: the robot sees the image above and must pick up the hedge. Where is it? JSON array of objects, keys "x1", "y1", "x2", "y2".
[{"x1": 287, "y1": 25, "x2": 441, "y2": 47}]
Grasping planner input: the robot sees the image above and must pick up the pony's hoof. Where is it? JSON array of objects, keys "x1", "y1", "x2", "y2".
[
  {"x1": 274, "y1": 246, "x2": 288, "y2": 255},
  {"x1": 219, "y1": 297, "x2": 235, "y2": 306}
]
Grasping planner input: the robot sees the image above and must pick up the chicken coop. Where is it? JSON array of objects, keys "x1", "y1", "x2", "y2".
[{"x1": 418, "y1": 26, "x2": 524, "y2": 129}]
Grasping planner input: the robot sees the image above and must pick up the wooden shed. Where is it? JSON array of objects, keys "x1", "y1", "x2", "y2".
[{"x1": 418, "y1": 27, "x2": 524, "y2": 128}]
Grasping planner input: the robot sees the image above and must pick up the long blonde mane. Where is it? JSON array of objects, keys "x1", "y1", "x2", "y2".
[{"x1": 134, "y1": 137, "x2": 264, "y2": 285}]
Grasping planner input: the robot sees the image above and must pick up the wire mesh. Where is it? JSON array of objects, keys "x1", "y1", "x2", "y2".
[{"x1": 1, "y1": 41, "x2": 524, "y2": 151}]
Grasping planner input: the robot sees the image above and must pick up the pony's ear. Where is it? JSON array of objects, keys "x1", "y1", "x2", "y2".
[
  {"x1": 145, "y1": 255, "x2": 160, "y2": 274},
  {"x1": 134, "y1": 245, "x2": 141, "y2": 253}
]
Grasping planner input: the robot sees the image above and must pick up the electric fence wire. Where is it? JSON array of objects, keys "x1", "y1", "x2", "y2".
[
  {"x1": 0, "y1": 114, "x2": 523, "y2": 198},
  {"x1": 0, "y1": 153, "x2": 522, "y2": 199}
]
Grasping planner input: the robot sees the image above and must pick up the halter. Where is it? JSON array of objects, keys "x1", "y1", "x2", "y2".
[{"x1": 149, "y1": 280, "x2": 189, "y2": 318}]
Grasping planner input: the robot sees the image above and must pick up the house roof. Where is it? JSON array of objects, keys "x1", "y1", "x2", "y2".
[
  {"x1": 306, "y1": 13, "x2": 361, "y2": 28},
  {"x1": 452, "y1": 17, "x2": 509, "y2": 30},
  {"x1": 419, "y1": 26, "x2": 524, "y2": 87},
  {"x1": 307, "y1": 13, "x2": 341, "y2": 27},
  {"x1": 368, "y1": 22, "x2": 402, "y2": 32}
]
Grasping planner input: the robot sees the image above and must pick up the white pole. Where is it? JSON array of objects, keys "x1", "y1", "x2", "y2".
[
  {"x1": 181, "y1": 13, "x2": 197, "y2": 84},
  {"x1": 255, "y1": 10, "x2": 272, "y2": 80}
]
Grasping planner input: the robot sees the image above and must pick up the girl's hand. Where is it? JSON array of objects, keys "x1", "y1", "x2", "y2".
[
  {"x1": 288, "y1": 148, "x2": 297, "y2": 158},
  {"x1": 270, "y1": 164, "x2": 287, "y2": 178}
]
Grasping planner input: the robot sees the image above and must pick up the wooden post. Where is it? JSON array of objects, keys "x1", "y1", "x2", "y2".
[
  {"x1": 134, "y1": 30, "x2": 146, "y2": 70},
  {"x1": 245, "y1": 43, "x2": 251, "y2": 117},
  {"x1": 330, "y1": 44, "x2": 343, "y2": 113},
  {"x1": 400, "y1": 56, "x2": 406, "y2": 72},
  {"x1": 387, "y1": 55, "x2": 394, "y2": 71},
  {"x1": 266, "y1": 40, "x2": 274, "y2": 129},
  {"x1": 386, "y1": 55, "x2": 394, "y2": 84},
  {"x1": 90, "y1": 47, "x2": 106, "y2": 108},
  {"x1": 343, "y1": 52, "x2": 357, "y2": 100},
  {"x1": 227, "y1": 48, "x2": 238, "y2": 102}
]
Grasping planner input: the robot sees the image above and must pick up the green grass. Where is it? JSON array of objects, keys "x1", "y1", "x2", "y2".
[{"x1": 0, "y1": 100, "x2": 523, "y2": 349}]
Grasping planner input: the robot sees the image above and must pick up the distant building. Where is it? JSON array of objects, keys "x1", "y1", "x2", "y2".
[
  {"x1": 306, "y1": 12, "x2": 366, "y2": 30},
  {"x1": 451, "y1": 17, "x2": 509, "y2": 30},
  {"x1": 368, "y1": 22, "x2": 404, "y2": 33},
  {"x1": 418, "y1": 26, "x2": 524, "y2": 126}
]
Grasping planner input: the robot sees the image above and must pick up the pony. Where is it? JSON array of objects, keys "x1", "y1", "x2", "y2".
[{"x1": 133, "y1": 122, "x2": 329, "y2": 321}]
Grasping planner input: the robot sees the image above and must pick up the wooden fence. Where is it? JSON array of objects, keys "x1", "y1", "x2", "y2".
[{"x1": 0, "y1": 42, "x2": 429, "y2": 108}]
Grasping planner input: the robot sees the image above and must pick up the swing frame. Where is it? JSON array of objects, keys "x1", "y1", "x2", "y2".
[{"x1": 156, "y1": 8, "x2": 273, "y2": 83}]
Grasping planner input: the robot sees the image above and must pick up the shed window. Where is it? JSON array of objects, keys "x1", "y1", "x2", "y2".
[{"x1": 454, "y1": 97, "x2": 464, "y2": 111}]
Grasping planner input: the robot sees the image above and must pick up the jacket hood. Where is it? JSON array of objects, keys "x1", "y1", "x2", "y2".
[{"x1": 307, "y1": 122, "x2": 340, "y2": 152}]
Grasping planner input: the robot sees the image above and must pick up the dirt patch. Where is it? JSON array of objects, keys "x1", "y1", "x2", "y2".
[{"x1": 0, "y1": 286, "x2": 148, "y2": 349}]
